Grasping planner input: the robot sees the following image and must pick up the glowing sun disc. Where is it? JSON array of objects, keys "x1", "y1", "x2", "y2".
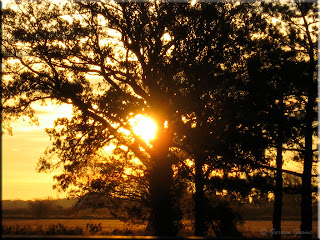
[{"x1": 129, "y1": 114, "x2": 157, "y2": 142}]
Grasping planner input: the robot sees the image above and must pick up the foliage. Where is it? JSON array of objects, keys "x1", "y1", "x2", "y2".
[
  {"x1": 2, "y1": 0, "x2": 318, "y2": 237},
  {"x1": 86, "y1": 223, "x2": 102, "y2": 234},
  {"x1": 208, "y1": 201, "x2": 243, "y2": 238}
]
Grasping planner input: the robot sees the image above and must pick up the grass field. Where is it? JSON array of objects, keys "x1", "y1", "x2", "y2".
[
  {"x1": 1, "y1": 219, "x2": 145, "y2": 235},
  {"x1": 239, "y1": 220, "x2": 318, "y2": 238},
  {"x1": 2, "y1": 219, "x2": 318, "y2": 238}
]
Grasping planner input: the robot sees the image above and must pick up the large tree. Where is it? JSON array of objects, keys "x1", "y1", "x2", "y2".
[
  {"x1": 261, "y1": 2, "x2": 318, "y2": 239},
  {"x1": 2, "y1": 0, "x2": 188, "y2": 235},
  {"x1": 153, "y1": 2, "x2": 274, "y2": 236},
  {"x1": 2, "y1": 1, "x2": 259, "y2": 236},
  {"x1": 3, "y1": 0, "x2": 259, "y2": 235},
  {"x1": 165, "y1": 2, "x2": 287, "y2": 236},
  {"x1": 247, "y1": 46, "x2": 305, "y2": 240}
]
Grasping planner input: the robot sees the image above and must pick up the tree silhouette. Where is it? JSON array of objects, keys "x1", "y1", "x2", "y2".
[
  {"x1": 260, "y1": 2, "x2": 318, "y2": 239},
  {"x1": 247, "y1": 48, "x2": 303, "y2": 240},
  {"x1": 28, "y1": 198, "x2": 55, "y2": 218},
  {"x1": 2, "y1": 1, "x2": 185, "y2": 235},
  {"x1": 2, "y1": 1, "x2": 257, "y2": 235},
  {"x1": 153, "y1": 2, "x2": 273, "y2": 236},
  {"x1": 2, "y1": 0, "x2": 317, "y2": 237}
]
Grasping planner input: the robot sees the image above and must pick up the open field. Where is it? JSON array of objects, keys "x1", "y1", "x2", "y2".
[
  {"x1": 2, "y1": 219, "x2": 318, "y2": 238},
  {"x1": 1, "y1": 219, "x2": 145, "y2": 235},
  {"x1": 2, "y1": 219, "x2": 143, "y2": 232}
]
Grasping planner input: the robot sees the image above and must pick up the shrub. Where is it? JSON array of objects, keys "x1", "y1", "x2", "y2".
[
  {"x1": 207, "y1": 201, "x2": 243, "y2": 237},
  {"x1": 86, "y1": 223, "x2": 102, "y2": 234}
]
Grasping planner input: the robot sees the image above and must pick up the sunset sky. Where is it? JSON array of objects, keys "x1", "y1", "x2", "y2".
[
  {"x1": 2, "y1": 102, "x2": 159, "y2": 200},
  {"x1": 1, "y1": 0, "x2": 309, "y2": 202},
  {"x1": 2, "y1": 103, "x2": 73, "y2": 200}
]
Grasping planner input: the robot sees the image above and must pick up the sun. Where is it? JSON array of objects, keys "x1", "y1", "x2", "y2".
[{"x1": 129, "y1": 114, "x2": 157, "y2": 143}]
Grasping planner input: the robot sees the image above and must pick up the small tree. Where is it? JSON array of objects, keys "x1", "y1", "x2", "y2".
[{"x1": 28, "y1": 198, "x2": 55, "y2": 218}]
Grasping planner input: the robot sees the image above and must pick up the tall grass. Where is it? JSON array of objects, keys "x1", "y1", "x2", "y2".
[
  {"x1": 2, "y1": 224, "x2": 84, "y2": 235},
  {"x1": 2, "y1": 223, "x2": 144, "y2": 236}
]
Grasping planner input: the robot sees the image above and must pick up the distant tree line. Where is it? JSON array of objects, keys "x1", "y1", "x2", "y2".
[
  {"x1": 2, "y1": 198, "x2": 110, "y2": 219},
  {"x1": 2, "y1": 198, "x2": 72, "y2": 219},
  {"x1": 2, "y1": 194, "x2": 317, "y2": 222},
  {"x1": 2, "y1": 0, "x2": 317, "y2": 238}
]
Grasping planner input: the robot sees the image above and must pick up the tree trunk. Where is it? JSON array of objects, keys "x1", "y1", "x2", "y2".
[
  {"x1": 301, "y1": 89, "x2": 314, "y2": 240},
  {"x1": 272, "y1": 97, "x2": 284, "y2": 240},
  {"x1": 300, "y1": 10, "x2": 316, "y2": 240},
  {"x1": 149, "y1": 155, "x2": 176, "y2": 236},
  {"x1": 148, "y1": 129, "x2": 177, "y2": 236},
  {"x1": 194, "y1": 156, "x2": 207, "y2": 236}
]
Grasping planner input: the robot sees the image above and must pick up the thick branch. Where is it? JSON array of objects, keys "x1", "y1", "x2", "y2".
[{"x1": 258, "y1": 164, "x2": 318, "y2": 178}]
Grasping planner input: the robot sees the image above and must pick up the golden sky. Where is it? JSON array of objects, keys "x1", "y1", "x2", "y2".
[
  {"x1": 2, "y1": 103, "x2": 72, "y2": 200},
  {"x1": 2, "y1": 102, "x2": 159, "y2": 200}
]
